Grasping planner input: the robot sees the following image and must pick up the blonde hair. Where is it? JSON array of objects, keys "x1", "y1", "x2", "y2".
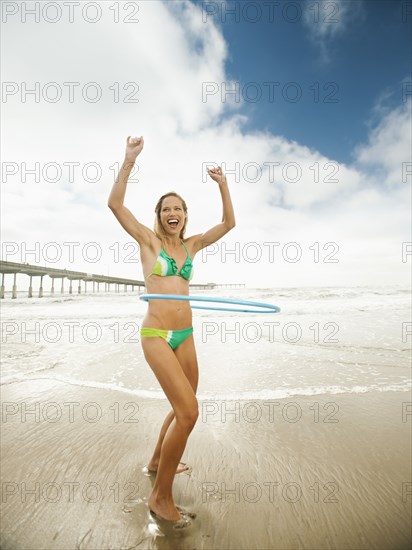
[{"x1": 154, "y1": 191, "x2": 188, "y2": 244}]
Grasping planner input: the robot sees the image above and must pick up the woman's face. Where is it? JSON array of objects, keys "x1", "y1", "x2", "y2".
[{"x1": 160, "y1": 196, "x2": 186, "y2": 235}]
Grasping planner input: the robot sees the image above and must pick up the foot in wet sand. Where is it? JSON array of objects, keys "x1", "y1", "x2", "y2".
[
  {"x1": 148, "y1": 496, "x2": 192, "y2": 529},
  {"x1": 149, "y1": 509, "x2": 191, "y2": 530}
]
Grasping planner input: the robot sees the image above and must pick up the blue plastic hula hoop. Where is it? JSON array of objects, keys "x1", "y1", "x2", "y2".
[{"x1": 139, "y1": 294, "x2": 280, "y2": 314}]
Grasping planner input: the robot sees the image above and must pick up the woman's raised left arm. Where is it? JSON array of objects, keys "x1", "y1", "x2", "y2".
[
  {"x1": 211, "y1": 166, "x2": 236, "y2": 229},
  {"x1": 191, "y1": 166, "x2": 236, "y2": 254}
]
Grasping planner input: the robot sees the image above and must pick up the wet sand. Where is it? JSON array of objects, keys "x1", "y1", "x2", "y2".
[{"x1": 1, "y1": 378, "x2": 411, "y2": 549}]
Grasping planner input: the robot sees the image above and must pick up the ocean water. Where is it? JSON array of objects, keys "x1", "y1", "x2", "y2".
[{"x1": 1, "y1": 286, "x2": 411, "y2": 400}]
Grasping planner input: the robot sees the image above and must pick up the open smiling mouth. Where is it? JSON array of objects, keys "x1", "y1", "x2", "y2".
[{"x1": 167, "y1": 219, "x2": 179, "y2": 228}]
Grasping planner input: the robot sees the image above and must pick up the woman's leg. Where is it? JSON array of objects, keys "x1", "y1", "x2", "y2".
[
  {"x1": 141, "y1": 335, "x2": 199, "y2": 520},
  {"x1": 147, "y1": 334, "x2": 199, "y2": 474},
  {"x1": 147, "y1": 410, "x2": 189, "y2": 473}
]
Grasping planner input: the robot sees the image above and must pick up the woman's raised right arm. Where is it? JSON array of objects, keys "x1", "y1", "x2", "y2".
[{"x1": 108, "y1": 136, "x2": 152, "y2": 246}]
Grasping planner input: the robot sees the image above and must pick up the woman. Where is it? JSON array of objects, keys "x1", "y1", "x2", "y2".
[{"x1": 107, "y1": 136, "x2": 236, "y2": 524}]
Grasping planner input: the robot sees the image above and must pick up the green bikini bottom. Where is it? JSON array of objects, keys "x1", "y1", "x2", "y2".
[{"x1": 140, "y1": 326, "x2": 194, "y2": 350}]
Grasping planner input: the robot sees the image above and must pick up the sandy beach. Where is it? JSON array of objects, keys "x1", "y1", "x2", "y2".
[{"x1": 1, "y1": 377, "x2": 411, "y2": 550}]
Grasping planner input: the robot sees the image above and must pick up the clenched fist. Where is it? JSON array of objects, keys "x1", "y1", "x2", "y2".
[
  {"x1": 125, "y1": 135, "x2": 144, "y2": 162},
  {"x1": 207, "y1": 166, "x2": 227, "y2": 185}
]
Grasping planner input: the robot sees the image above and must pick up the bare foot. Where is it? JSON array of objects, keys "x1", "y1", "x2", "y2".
[
  {"x1": 148, "y1": 494, "x2": 182, "y2": 522},
  {"x1": 146, "y1": 461, "x2": 190, "y2": 474}
]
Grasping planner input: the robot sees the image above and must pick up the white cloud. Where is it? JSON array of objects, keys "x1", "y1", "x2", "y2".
[
  {"x1": 354, "y1": 98, "x2": 412, "y2": 187},
  {"x1": 1, "y1": 0, "x2": 410, "y2": 289},
  {"x1": 303, "y1": 0, "x2": 365, "y2": 63}
]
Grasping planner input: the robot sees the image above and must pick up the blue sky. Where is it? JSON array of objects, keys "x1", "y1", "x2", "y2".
[
  {"x1": 1, "y1": 0, "x2": 411, "y2": 288},
  {"x1": 194, "y1": 0, "x2": 411, "y2": 164}
]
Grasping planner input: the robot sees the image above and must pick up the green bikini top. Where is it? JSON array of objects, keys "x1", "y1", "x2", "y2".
[{"x1": 144, "y1": 239, "x2": 194, "y2": 281}]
